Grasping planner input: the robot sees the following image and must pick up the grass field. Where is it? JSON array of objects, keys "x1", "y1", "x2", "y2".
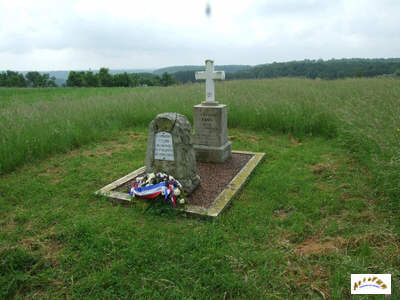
[
  {"x1": 1, "y1": 78, "x2": 399, "y2": 207},
  {"x1": 1, "y1": 78, "x2": 400, "y2": 298}
]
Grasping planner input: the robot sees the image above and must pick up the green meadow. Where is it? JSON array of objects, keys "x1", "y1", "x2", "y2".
[{"x1": 1, "y1": 78, "x2": 399, "y2": 298}]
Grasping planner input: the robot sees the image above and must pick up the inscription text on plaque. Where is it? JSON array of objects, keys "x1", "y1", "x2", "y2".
[{"x1": 154, "y1": 131, "x2": 174, "y2": 161}]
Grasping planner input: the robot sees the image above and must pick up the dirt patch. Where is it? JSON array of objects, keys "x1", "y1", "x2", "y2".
[
  {"x1": 19, "y1": 226, "x2": 63, "y2": 263},
  {"x1": 40, "y1": 167, "x2": 63, "y2": 183},
  {"x1": 342, "y1": 232, "x2": 398, "y2": 249},
  {"x1": 86, "y1": 143, "x2": 134, "y2": 157},
  {"x1": 45, "y1": 167, "x2": 61, "y2": 174},
  {"x1": 316, "y1": 182, "x2": 332, "y2": 192},
  {"x1": 228, "y1": 135, "x2": 261, "y2": 142},
  {"x1": 95, "y1": 148, "x2": 114, "y2": 156},
  {"x1": 341, "y1": 192, "x2": 350, "y2": 202},
  {"x1": 274, "y1": 210, "x2": 289, "y2": 219},
  {"x1": 284, "y1": 260, "x2": 330, "y2": 298},
  {"x1": 128, "y1": 132, "x2": 146, "y2": 139},
  {"x1": 51, "y1": 178, "x2": 61, "y2": 184},
  {"x1": 248, "y1": 136, "x2": 261, "y2": 142},
  {"x1": 290, "y1": 136, "x2": 302, "y2": 146},
  {"x1": 341, "y1": 209, "x2": 378, "y2": 223},
  {"x1": 309, "y1": 162, "x2": 338, "y2": 175},
  {"x1": 294, "y1": 237, "x2": 342, "y2": 256},
  {"x1": 310, "y1": 163, "x2": 328, "y2": 175},
  {"x1": 41, "y1": 242, "x2": 63, "y2": 262}
]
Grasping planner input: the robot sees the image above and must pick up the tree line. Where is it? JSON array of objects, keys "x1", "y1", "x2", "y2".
[
  {"x1": 66, "y1": 68, "x2": 176, "y2": 87},
  {"x1": 0, "y1": 68, "x2": 177, "y2": 88},
  {"x1": 2, "y1": 59, "x2": 400, "y2": 88},
  {"x1": 228, "y1": 58, "x2": 400, "y2": 80},
  {"x1": 172, "y1": 58, "x2": 400, "y2": 83},
  {"x1": 0, "y1": 71, "x2": 57, "y2": 87}
]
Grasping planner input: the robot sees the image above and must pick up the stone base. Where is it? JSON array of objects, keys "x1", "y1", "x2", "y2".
[
  {"x1": 194, "y1": 141, "x2": 232, "y2": 163},
  {"x1": 193, "y1": 103, "x2": 232, "y2": 163}
]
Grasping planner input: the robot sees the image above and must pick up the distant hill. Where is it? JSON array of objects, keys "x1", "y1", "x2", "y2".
[
  {"x1": 228, "y1": 58, "x2": 400, "y2": 80},
  {"x1": 153, "y1": 65, "x2": 252, "y2": 75}
]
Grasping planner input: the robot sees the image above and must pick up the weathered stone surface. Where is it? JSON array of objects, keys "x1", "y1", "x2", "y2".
[
  {"x1": 145, "y1": 112, "x2": 200, "y2": 194},
  {"x1": 193, "y1": 103, "x2": 232, "y2": 163}
]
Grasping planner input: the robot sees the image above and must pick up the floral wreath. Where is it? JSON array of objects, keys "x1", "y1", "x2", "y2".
[{"x1": 129, "y1": 172, "x2": 185, "y2": 207}]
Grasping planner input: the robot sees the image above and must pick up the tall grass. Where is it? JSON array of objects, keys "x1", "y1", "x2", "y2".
[
  {"x1": 1, "y1": 78, "x2": 399, "y2": 208},
  {"x1": 0, "y1": 87, "x2": 191, "y2": 173}
]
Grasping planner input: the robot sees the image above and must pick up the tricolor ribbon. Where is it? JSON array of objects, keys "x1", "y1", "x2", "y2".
[
  {"x1": 129, "y1": 173, "x2": 182, "y2": 207},
  {"x1": 130, "y1": 181, "x2": 167, "y2": 199}
]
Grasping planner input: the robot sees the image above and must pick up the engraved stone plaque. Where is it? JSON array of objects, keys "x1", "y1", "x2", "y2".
[
  {"x1": 154, "y1": 131, "x2": 174, "y2": 161},
  {"x1": 199, "y1": 112, "x2": 218, "y2": 129}
]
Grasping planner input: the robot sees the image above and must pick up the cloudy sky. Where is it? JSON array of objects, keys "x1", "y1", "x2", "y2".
[{"x1": 1, "y1": 0, "x2": 399, "y2": 71}]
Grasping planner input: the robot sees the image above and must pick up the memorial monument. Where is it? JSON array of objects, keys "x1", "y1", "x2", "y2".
[
  {"x1": 193, "y1": 59, "x2": 232, "y2": 163},
  {"x1": 96, "y1": 60, "x2": 265, "y2": 217},
  {"x1": 145, "y1": 112, "x2": 200, "y2": 194}
]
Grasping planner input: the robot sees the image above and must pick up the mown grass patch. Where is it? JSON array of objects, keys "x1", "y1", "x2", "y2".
[{"x1": 1, "y1": 128, "x2": 398, "y2": 298}]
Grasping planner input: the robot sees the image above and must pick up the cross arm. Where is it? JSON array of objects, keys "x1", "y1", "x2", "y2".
[
  {"x1": 195, "y1": 71, "x2": 207, "y2": 80},
  {"x1": 211, "y1": 71, "x2": 225, "y2": 80}
]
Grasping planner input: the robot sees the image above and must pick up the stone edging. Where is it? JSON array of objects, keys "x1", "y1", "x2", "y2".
[{"x1": 95, "y1": 150, "x2": 265, "y2": 217}]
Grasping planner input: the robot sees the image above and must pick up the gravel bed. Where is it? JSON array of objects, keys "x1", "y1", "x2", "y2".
[{"x1": 115, "y1": 152, "x2": 253, "y2": 208}]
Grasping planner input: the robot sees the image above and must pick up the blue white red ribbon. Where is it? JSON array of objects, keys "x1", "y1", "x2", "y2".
[
  {"x1": 130, "y1": 181, "x2": 178, "y2": 207},
  {"x1": 130, "y1": 181, "x2": 166, "y2": 198}
]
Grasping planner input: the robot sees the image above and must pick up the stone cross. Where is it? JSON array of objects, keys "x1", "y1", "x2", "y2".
[{"x1": 195, "y1": 59, "x2": 225, "y2": 103}]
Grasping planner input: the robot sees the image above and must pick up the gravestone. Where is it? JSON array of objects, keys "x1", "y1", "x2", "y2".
[
  {"x1": 145, "y1": 112, "x2": 200, "y2": 194},
  {"x1": 193, "y1": 59, "x2": 232, "y2": 163}
]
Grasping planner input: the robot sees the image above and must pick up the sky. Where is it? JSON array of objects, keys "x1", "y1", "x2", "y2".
[{"x1": 0, "y1": 0, "x2": 400, "y2": 71}]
